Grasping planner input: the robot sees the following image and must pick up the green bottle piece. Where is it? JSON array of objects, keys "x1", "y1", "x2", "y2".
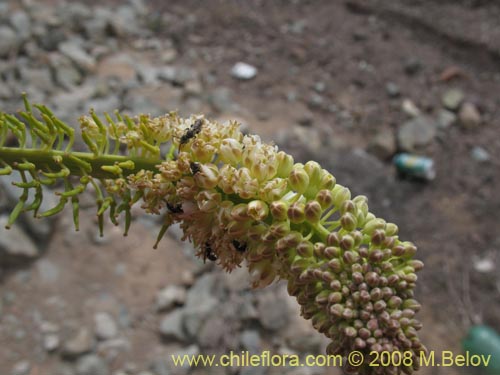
[{"x1": 463, "y1": 325, "x2": 500, "y2": 374}]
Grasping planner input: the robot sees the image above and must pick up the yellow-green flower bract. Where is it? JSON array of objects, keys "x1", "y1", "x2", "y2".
[{"x1": 0, "y1": 103, "x2": 425, "y2": 374}]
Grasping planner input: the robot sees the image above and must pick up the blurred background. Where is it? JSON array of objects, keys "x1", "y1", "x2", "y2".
[{"x1": 0, "y1": 0, "x2": 499, "y2": 374}]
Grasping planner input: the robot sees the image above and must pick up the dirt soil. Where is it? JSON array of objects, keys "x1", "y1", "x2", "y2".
[{"x1": 1, "y1": 1, "x2": 500, "y2": 375}]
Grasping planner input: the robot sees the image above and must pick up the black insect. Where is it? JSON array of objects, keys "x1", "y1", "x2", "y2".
[
  {"x1": 204, "y1": 242, "x2": 217, "y2": 261},
  {"x1": 179, "y1": 119, "x2": 203, "y2": 151},
  {"x1": 190, "y1": 161, "x2": 201, "y2": 175},
  {"x1": 166, "y1": 201, "x2": 183, "y2": 214},
  {"x1": 232, "y1": 240, "x2": 247, "y2": 253}
]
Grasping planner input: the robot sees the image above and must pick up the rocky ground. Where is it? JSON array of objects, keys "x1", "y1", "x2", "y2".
[{"x1": 0, "y1": 0, "x2": 499, "y2": 375}]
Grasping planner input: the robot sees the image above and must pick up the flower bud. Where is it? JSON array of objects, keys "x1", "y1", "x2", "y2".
[
  {"x1": 219, "y1": 138, "x2": 243, "y2": 165},
  {"x1": 297, "y1": 240, "x2": 314, "y2": 257},
  {"x1": 288, "y1": 165, "x2": 309, "y2": 194},
  {"x1": 371, "y1": 229, "x2": 386, "y2": 246},
  {"x1": 263, "y1": 221, "x2": 290, "y2": 241},
  {"x1": 265, "y1": 203, "x2": 285, "y2": 225},
  {"x1": 315, "y1": 189, "x2": 333, "y2": 209},
  {"x1": 227, "y1": 220, "x2": 250, "y2": 237},
  {"x1": 231, "y1": 204, "x2": 249, "y2": 221},
  {"x1": 343, "y1": 251, "x2": 357, "y2": 264},
  {"x1": 409, "y1": 260, "x2": 424, "y2": 271},
  {"x1": 259, "y1": 178, "x2": 288, "y2": 202},
  {"x1": 328, "y1": 259, "x2": 343, "y2": 273},
  {"x1": 248, "y1": 222, "x2": 269, "y2": 241},
  {"x1": 332, "y1": 185, "x2": 351, "y2": 209},
  {"x1": 329, "y1": 292, "x2": 343, "y2": 304},
  {"x1": 362, "y1": 218, "x2": 386, "y2": 236},
  {"x1": 247, "y1": 200, "x2": 269, "y2": 221},
  {"x1": 288, "y1": 202, "x2": 306, "y2": 223},
  {"x1": 403, "y1": 299, "x2": 421, "y2": 312},
  {"x1": 276, "y1": 151, "x2": 294, "y2": 178},
  {"x1": 305, "y1": 200, "x2": 322, "y2": 223},
  {"x1": 385, "y1": 222, "x2": 399, "y2": 236},
  {"x1": 327, "y1": 232, "x2": 340, "y2": 246},
  {"x1": 340, "y1": 212, "x2": 357, "y2": 231},
  {"x1": 340, "y1": 234, "x2": 354, "y2": 250},
  {"x1": 303, "y1": 161, "x2": 322, "y2": 197},
  {"x1": 340, "y1": 200, "x2": 357, "y2": 215},
  {"x1": 313, "y1": 242, "x2": 325, "y2": 258},
  {"x1": 324, "y1": 246, "x2": 341, "y2": 259},
  {"x1": 319, "y1": 170, "x2": 336, "y2": 190}
]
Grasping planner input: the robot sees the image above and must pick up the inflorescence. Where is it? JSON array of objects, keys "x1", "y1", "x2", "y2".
[{"x1": 0, "y1": 96, "x2": 426, "y2": 374}]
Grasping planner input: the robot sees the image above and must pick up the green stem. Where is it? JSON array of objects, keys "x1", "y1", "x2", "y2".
[{"x1": 0, "y1": 147, "x2": 160, "y2": 179}]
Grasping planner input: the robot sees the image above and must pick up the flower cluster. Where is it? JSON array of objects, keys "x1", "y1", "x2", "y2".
[
  {"x1": 0, "y1": 103, "x2": 425, "y2": 374},
  {"x1": 120, "y1": 114, "x2": 426, "y2": 374}
]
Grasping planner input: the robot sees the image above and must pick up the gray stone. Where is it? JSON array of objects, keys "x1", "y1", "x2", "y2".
[
  {"x1": 75, "y1": 354, "x2": 109, "y2": 375},
  {"x1": 471, "y1": 146, "x2": 490, "y2": 163},
  {"x1": 50, "y1": 54, "x2": 83, "y2": 89},
  {"x1": 156, "y1": 285, "x2": 186, "y2": 312},
  {"x1": 209, "y1": 87, "x2": 236, "y2": 113},
  {"x1": 385, "y1": 82, "x2": 400, "y2": 98},
  {"x1": 436, "y1": 109, "x2": 456, "y2": 129},
  {"x1": 0, "y1": 215, "x2": 38, "y2": 265},
  {"x1": 43, "y1": 334, "x2": 60, "y2": 352},
  {"x1": 240, "y1": 330, "x2": 261, "y2": 354},
  {"x1": 11, "y1": 360, "x2": 30, "y2": 375},
  {"x1": 231, "y1": 62, "x2": 258, "y2": 80},
  {"x1": 459, "y1": 102, "x2": 481, "y2": 128},
  {"x1": 403, "y1": 57, "x2": 422, "y2": 75},
  {"x1": 20, "y1": 66, "x2": 54, "y2": 92},
  {"x1": 62, "y1": 328, "x2": 93, "y2": 358},
  {"x1": 256, "y1": 289, "x2": 289, "y2": 331},
  {"x1": 401, "y1": 99, "x2": 421, "y2": 118},
  {"x1": 10, "y1": 11, "x2": 31, "y2": 41},
  {"x1": 442, "y1": 89, "x2": 465, "y2": 111},
  {"x1": 97, "y1": 53, "x2": 138, "y2": 83},
  {"x1": 0, "y1": 26, "x2": 18, "y2": 57},
  {"x1": 94, "y1": 312, "x2": 118, "y2": 340},
  {"x1": 159, "y1": 309, "x2": 187, "y2": 341},
  {"x1": 183, "y1": 274, "x2": 218, "y2": 337},
  {"x1": 196, "y1": 315, "x2": 226, "y2": 348},
  {"x1": 367, "y1": 129, "x2": 396, "y2": 160},
  {"x1": 59, "y1": 40, "x2": 96, "y2": 72},
  {"x1": 158, "y1": 66, "x2": 197, "y2": 86},
  {"x1": 149, "y1": 358, "x2": 171, "y2": 375},
  {"x1": 108, "y1": 5, "x2": 140, "y2": 37},
  {"x1": 36, "y1": 259, "x2": 60, "y2": 283},
  {"x1": 397, "y1": 116, "x2": 436, "y2": 151}
]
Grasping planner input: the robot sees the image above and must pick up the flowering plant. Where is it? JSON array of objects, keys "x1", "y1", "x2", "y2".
[{"x1": 0, "y1": 96, "x2": 425, "y2": 374}]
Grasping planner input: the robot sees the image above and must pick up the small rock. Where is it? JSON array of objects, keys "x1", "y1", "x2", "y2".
[
  {"x1": 75, "y1": 354, "x2": 109, "y2": 375},
  {"x1": 401, "y1": 99, "x2": 421, "y2": 117},
  {"x1": 0, "y1": 26, "x2": 18, "y2": 57},
  {"x1": 471, "y1": 146, "x2": 490, "y2": 163},
  {"x1": 59, "y1": 40, "x2": 96, "y2": 72},
  {"x1": 385, "y1": 82, "x2": 400, "y2": 98},
  {"x1": 256, "y1": 289, "x2": 289, "y2": 331},
  {"x1": 442, "y1": 89, "x2": 465, "y2": 111},
  {"x1": 459, "y1": 102, "x2": 481, "y2": 128},
  {"x1": 158, "y1": 66, "x2": 197, "y2": 86},
  {"x1": 40, "y1": 321, "x2": 59, "y2": 334},
  {"x1": 403, "y1": 57, "x2": 422, "y2": 75},
  {"x1": 184, "y1": 79, "x2": 203, "y2": 96},
  {"x1": 397, "y1": 116, "x2": 437, "y2": 151},
  {"x1": 94, "y1": 312, "x2": 118, "y2": 340},
  {"x1": 159, "y1": 309, "x2": 187, "y2": 342},
  {"x1": 11, "y1": 360, "x2": 30, "y2": 375},
  {"x1": 0, "y1": 215, "x2": 39, "y2": 266},
  {"x1": 436, "y1": 109, "x2": 456, "y2": 129},
  {"x1": 198, "y1": 314, "x2": 228, "y2": 348},
  {"x1": 160, "y1": 49, "x2": 178, "y2": 63},
  {"x1": 474, "y1": 258, "x2": 495, "y2": 273},
  {"x1": 208, "y1": 87, "x2": 235, "y2": 113},
  {"x1": 367, "y1": 129, "x2": 396, "y2": 160},
  {"x1": 156, "y1": 285, "x2": 187, "y2": 312},
  {"x1": 36, "y1": 259, "x2": 60, "y2": 283},
  {"x1": 240, "y1": 330, "x2": 261, "y2": 354},
  {"x1": 10, "y1": 11, "x2": 31, "y2": 41},
  {"x1": 50, "y1": 54, "x2": 83, "y2": 89},
  {"x1": 149, "y1": 358, "x2": 171, "y2": 375},
  {"x1": 43, "y1": 334, "x2": 60, "y2": 352},
  {"x1": 231, "y1": 62, "x2": 258, "y2": 80},
  {"x1": 313, "y1": 81, "x2": 326, "y2": 93},
  {"x1": 62, "y1": 327, "x2": 93, "y2": 358},
  {"x1": 97, "y1": 53, "x2": 138, "y2": 83}
]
